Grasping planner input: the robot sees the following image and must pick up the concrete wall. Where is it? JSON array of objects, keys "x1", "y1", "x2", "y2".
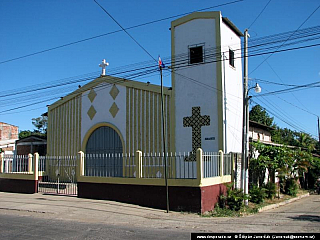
[{"x1": 220, "y1": 19, "x2": 243, "y2": 153}]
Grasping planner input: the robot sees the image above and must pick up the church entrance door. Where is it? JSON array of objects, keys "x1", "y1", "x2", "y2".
[{"x1": 85, "y1": 126, "x2": 123, "y2": 177}]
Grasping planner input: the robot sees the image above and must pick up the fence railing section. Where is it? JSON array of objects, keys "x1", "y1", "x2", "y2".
[
  {"x1": 141, "y1": 153, "x2": 196, "y2": 179},
  {"x1": 203, "y1": 152, "x2": 220, "y2": 178},
  {"x1": 1, "y1": 154, "x2": 30, "y2": 173},
  {"x1": 0, "y1": 151, "x2": 234, "y2": 182},
  {"x1": 81, "y1": 151, "x2": 232, "y2": 179},
  {"x1": 223, "y1": 154, "x2": 232, "y2": 176},
  {"x1": 84, "y1": 153, "x2": 126, "y2": 177}
]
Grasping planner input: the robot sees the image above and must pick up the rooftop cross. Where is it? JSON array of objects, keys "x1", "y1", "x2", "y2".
[{"x1": 99, "y1": 59, "x2": 109, "y2": 76}]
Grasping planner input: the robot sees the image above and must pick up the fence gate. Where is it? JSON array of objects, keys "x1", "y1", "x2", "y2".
[{"x1": 38, "y1": 156, "x2": 78, "y2": 196}]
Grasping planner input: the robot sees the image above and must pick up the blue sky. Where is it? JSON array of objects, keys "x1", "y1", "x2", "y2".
[{"x1": 0, "y1": 0, "x2": 319, "y2": 139}]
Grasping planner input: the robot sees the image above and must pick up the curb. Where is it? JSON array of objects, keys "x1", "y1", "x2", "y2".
[{"x1": 258, "y1": 193, "x2": 310, "y2": 212}]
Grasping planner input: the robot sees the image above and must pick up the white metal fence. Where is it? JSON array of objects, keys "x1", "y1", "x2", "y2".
[
  {"x1": 203, "y1": 152, "x2": 220, "y2": 178},
  {"x1": 82, "y1": 151, "x2": 232, "y2": 179},
  {"x1": 1, "y1": 151, "x2": 234, "y2": 180},
  {"x1": 2, "y1": 154, "x2": 30, "y2": 173}
]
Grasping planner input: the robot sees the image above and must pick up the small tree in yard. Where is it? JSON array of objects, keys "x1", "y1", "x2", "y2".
[
  {"x1": 277, "y1": 148, "x2": 311, "y2": 196},
  {"x1": 19, "y1": 115, "x2": 48, "y2": 139},
  {"x1": 32, "y1": 115, "x2": 47, "y2": 135}
]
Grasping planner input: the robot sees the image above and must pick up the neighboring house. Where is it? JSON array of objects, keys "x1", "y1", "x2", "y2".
[
  {"x1": 15, "y1": 135, "x2": 47, "y2": 155},
  {"x1": 0, "y1": 122, "x2": 18, "y2": 154},
  {"x1": 46, "y1": 11, "x2": 244, "y2": 213},
  {"x1": 249, "y1": 120, "x2": 273, "y2": 144}
]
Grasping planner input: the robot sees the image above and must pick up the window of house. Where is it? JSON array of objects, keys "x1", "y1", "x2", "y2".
[
  {"x1": 229, "y1": 49, "x2": 235, "y2": 67},
  {"x1": 189, "y1": 45, "x2": 204, "y2": 64}
]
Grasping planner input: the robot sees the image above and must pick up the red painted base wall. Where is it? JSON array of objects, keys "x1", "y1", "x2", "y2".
[
  {"x1": 0, "y1": 179, "x2": 38, "y2": 194},
  {"x1": 201, "y1": 184, "x2": 228, "y2": 212},
  {"x1": 78, "y1": 182, "x2": 228, "y2": 213}
]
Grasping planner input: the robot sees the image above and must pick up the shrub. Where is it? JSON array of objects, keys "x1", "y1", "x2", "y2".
[
  {"x1": 263, "y1": 182, "x2": 277, "y2": 199},
  {"x1": 249, "y1": 185, "x2": 265, "y2": 204},
  {"x1": 227, "y1": 188, "x2": 247, "y2": 211},
  {"x1": 285, "y1": 178, "x2": 298, "y2": 196}
]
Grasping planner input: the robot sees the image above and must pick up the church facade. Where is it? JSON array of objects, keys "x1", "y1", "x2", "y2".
[{"x1": 46, "y1": 11, "x2": 243, "y2": 213}]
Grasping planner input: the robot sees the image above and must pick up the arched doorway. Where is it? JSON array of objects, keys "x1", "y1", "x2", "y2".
[{"x1": 85, "y1": 126, "x2": 123, "y2": 177}]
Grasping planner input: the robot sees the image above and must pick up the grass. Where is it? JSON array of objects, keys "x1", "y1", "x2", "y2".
[{"x1": 202, "y1": 189, "x2": 309, "y2": 218}]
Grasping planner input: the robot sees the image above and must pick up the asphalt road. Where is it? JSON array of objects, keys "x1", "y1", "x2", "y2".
[
  {"x1": 0, "y1": 214, "x2": 189, "y2": 240},
  {"x1": 0, "y1": 193, "x2": 319, "y2": 239}
]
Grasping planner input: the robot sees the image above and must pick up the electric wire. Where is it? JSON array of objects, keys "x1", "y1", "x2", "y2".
[
  {"x1": 0, "y1": 0, "x2": 244, "y2": 65},
  {"x1": 251, "y1": 99, "x2": 318, "y2": 139},
  {"x1": 249, "y1": 3, "x2": 320, "y2": 74},
  {"x1": 248, "y1": 0, "x2": 272, "y2": 29},
  {"x1": 2, "y1": 24, "x2": 319, "y2": 100},
  {"x1": 1, "y1": 39, "x2": 320, "y2": 114},
  {"x1": 93, "y1": 0, "x2": 157, "y2": 62}
]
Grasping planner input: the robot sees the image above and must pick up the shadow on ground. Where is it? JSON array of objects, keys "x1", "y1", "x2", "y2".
[{"x1": 288, "y1": 215, "x2": 320, "y2": 222}]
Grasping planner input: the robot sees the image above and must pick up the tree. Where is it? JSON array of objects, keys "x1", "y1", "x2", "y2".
[
  {"x1": 249, "y1": 105, "x2": 274, "y2": 127},
  {"x1": 19, "y1": 130, "x2": 33, "y2": 139},
  {"x1": 19, "y1": 115, "x2": 48, "y2": 139},
  {"x1": 32, "y1": 115, "x2": 48, "y2": 135},
  {"x1": 272, "y1": 127, "x2": 297, "y2": 145}
]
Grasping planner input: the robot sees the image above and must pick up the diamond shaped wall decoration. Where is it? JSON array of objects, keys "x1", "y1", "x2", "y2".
[
  {"x1": 88, "y1": 89, "x2": 97, "y2": 103},
  {"x1": 109, "y1": 102, "x2": 119, "y2": 118},
  {"x1": 87, "y1": 105, "x2": 97, "y2": 120},
  {"x1": 109, "y1": 85, "x2": 119, "y2": 100}
]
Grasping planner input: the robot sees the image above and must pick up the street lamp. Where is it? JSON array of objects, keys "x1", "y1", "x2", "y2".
[
  {"x1": 242, "y1": 29, "x2": 263, "y2": 205},
  {"x1": 242, "y1": 82, "x2": 261, "y2": 205},
  {"x1": 253, "y1": 83, "x2": 261, "y2": 93}
]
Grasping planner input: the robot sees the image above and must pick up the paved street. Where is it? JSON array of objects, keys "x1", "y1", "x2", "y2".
[{"x1": 0, "y1": 192, "x2": 319, "y2": 239}]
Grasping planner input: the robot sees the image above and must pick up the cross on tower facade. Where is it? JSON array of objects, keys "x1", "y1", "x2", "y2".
[
  {"x1": 183, "y1": 106, "x2": 210, "y2": 161},
  {"x1": 99, "y1": 59, "x2": 109, "y2": 76}
]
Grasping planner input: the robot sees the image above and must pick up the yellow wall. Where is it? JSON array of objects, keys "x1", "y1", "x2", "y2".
[
  {"x1": 47, "y1": 95, "x2": 81, "y2": 157},
  {"x1": 126, "y1": 87, "x2": 171, "y2": 154}
]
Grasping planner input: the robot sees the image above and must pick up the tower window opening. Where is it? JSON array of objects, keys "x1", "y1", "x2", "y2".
[
  {"x1": 229, "y1": 49, "x2": 235, "y2": 67},
  {"x1": 189, "y1": 46, "x2": 204, "y2": 64}
]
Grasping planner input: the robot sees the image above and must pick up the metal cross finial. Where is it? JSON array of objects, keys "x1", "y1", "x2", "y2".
[{"x1": 99, "y1": 59, "x2": 109, "y2": 76}]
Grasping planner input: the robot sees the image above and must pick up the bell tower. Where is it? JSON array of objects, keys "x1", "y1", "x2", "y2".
[{"x1": 171, "y1": 11, "x2": 243, "y2": 154}]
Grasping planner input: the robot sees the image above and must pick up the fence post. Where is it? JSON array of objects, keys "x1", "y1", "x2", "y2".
[
  {"x1": 28, "y1": 153, "x2": 33, "y2": 173},
  {"x1": 78, "y1": 151, "x2": 84, "y2": 178},
  {"x1": 33, "y1": 152, "x2": 39, "y2": 180},
  {"x1": 135, "y1": 150, "x2": 142, "y2": 178},
  {"x1": 196, "y1": 148, "x2": 203, "y2": 184},
  {"x1": 0, "y1": 152, "x2": 4, "y2": 173},
  {"x1": 219, "y1": 150, "x2": 224, "y2": 177},
  {"x1": 231, "y1": 153, "x2": 235, "y2": 186}
]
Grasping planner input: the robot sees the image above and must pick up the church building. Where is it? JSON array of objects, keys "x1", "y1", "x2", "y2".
[{"x1": 46, "y1": 11, "x2": 244, "y2": 213}]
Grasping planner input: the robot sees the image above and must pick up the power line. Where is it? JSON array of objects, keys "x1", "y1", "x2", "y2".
[
  {"x1": 1, "y1": 38, "x2": 319, "y2": 111},
  {"x1": 250, "y1": 3, "x2": 320, "y2": 74},
  {"x1": 248, "y1": 0, "x2": 272, "y2": 29},
  {"x1": 270, "y1": 91, "x2": 318, "y2": 117},
  {"x1": 251, "y1": 78, "x2": 298, "y2": 87},
  {"x1": 93, "y1": 0, "x2": 157, "y2": 62},
  {"x1": 0, "y1": 0, "x2": 244, "y2": 65},
  {"x1": 1, "y1": 29, "x2": 320, "y2": 113},
  {"x1": 251, "y1": 99, "x2": 318, "y2": 139},
  {"x1": 254, "y1": 80, "x2": 320, "y2": 97}
]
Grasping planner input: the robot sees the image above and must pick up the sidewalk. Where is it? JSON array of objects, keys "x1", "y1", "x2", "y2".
[
  {"x1": 0, "y1": 191, "x2": 314, "y2": 232},
  {"x1": 0, "y1": 192, "x2": 206, "y2": 230}
]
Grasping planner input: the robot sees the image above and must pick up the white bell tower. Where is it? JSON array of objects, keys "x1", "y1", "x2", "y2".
[{"x1": 170, "y1": 11, "x2": 243, "y2": 154}]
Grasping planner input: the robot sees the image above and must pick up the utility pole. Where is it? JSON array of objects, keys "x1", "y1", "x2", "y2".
[
  {"x1": 242, "y1": 29, "x2": 249, "y2": 205},
  {"x1": 318, "y1": 116, "x2": 320, "y2": 144},
  {"x1": 159, "y1": 59, "x2": 169, "y2": 213}
]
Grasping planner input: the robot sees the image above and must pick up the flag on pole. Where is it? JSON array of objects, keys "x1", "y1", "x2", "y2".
[{"x1": 158, "y1": 56, "x2": 165, "y2": 69}]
